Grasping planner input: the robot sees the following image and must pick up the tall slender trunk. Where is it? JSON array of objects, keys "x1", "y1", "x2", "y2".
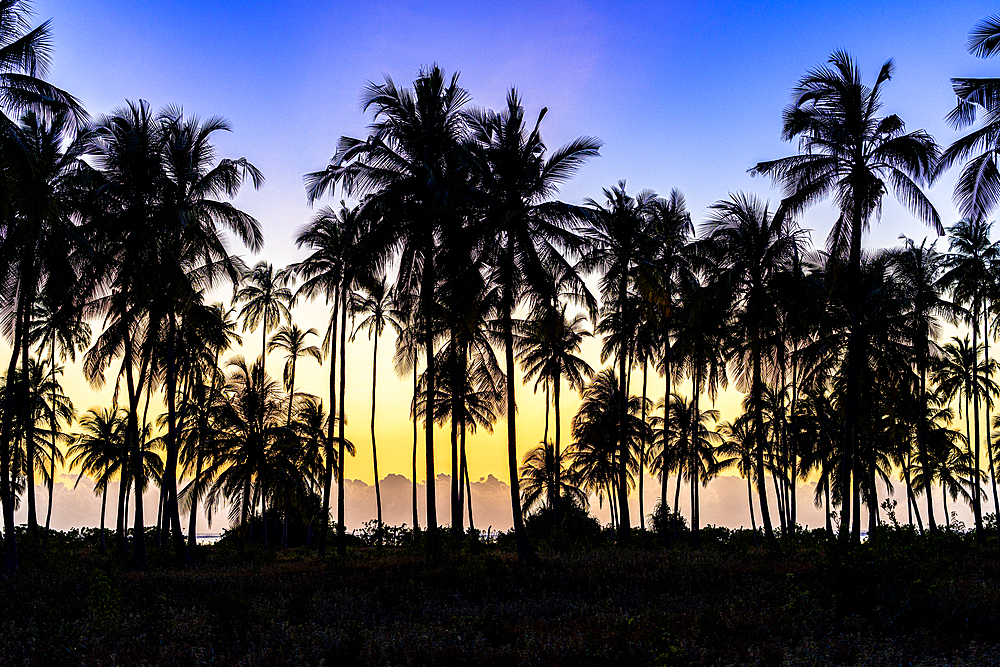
[
  {"x1": 164, "y1": 310, "x2": 189, "y2": 564},
  {"x1": 867, "y1": 438, "x2": 878, "y2": 537},
  {"x1": 44, "y1": 336, "x2": 57, "y2": 550},
  {"x1": 617, "y1": 283, "x2": 631, "y2": 538},
  {"x1": 462, "y1": 421, "x2": 474, "y2": 531},
  {"x1": 23, "y1": 319, "x2": 37, "y2": 542},
  {"x1": 126, "y1": 342, "x2": 146, "y2": 568},
  {"x1": 917, "y1": 338, "x2": 937, "y2": 530},
  {"x1": 450, "y1": 328, "x2": 461, "y2": 533},
  {"x1": 99, "y1": 487, "x2": 108, "y2": 553},
  {"x1": 318, "y1": 291, "x2": 339, "y2": 558},
  {"x1": 371, "y1": 333, "x2": 383, "y2": 542},
  {"x1": 746, "y1": 474, "x2": 757, "y2": 532},
  {"x1": 972, "y1": 302, "x2": 984, "y2": 540},
  {"x1": 553, "y1": 374, "x2": 562, "y2": 536},
  {"x1": 423, "y1": 245, "x2": 438, "y2": 535},
  {"x1": 337, "y1": 288, "x2": 348, "y2": 556},
  {"x1": 986, "y1": 311, "x2": 1000, "y2": 540},
  {"x1": 841, "y1": 204, "x2": 864, "y2": 543},
  {"x1": 503, "y1": 296, "x2": 535, "y2": 563},
  {"x1": 752, "y1": 334, "x2": 774, "y2": 539},
  {"x1": 412, "y1": 357, "x2": 419, "y2": 531},
  {"x1": 903, "y1": 460, "x2": 923, "y2": 533},
  {"x1": 661, "y1": 350, "x2": 671, "y2": 545},
  {"x1": 639, "y1": 360, "x2": 647, "y2": 529}
]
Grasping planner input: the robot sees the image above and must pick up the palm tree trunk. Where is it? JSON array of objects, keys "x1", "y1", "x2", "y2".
[
  {"x1": 450, "y1": 329, "x2": 461, "y2": 534},
  {"x1": 917, "y1": 346, "x2": 937, "y2": 531},
  {"x1": 462, "y1": 422, "x2": 474, "y2": 531},
  {"x1": 24, "y1": 324, "x2": 38, "y2": 542},
  {"x1": 371, "y1": 333, "x2": 383, "y2": 543},
  {"x1": 752, "y1": 337, "x2": 774, "y2": 539},
  {"x1": 126, "y1": 343, "x2": 146, "y2": 568},
  {"x1": 841, "y1": 201, "x2": 864, "y2": 544},
  {"x1": 187, "y1": 450, "x2": 203, "y2": 550},
  {"x1": 824, "y1": 479, "x2": 832, "y2": 537},
  {"x1": 986, "y1": 312, "x2": 1000, "y2": 539},
  {"x1": 423, "y1": 246, "x2": 438, "y2": 536},
  {"x1": 973, "y1": 304, "x2": 984, "y2": 540},
  {"x1": 337, "y1": 288, "x2": 348, "y2": 556},
  {"x1": 672, "y1": 467, "x2": 682, "y2": 541},
  {"x1": 0, "y1": 264, "x2": 31, "y2": 570},
  {"x1": 164, "y1": 310, "x2": 190, "y2": 564},
  {"x1": 319, "y1": 292, "x2": 339, "y2": 558},
  {"x1": 554, "y1": 374, "x2": 562, "y2": 536},
  {"x1": 639, "y1": 360, "x2": 647, "y2": 529},
  {"x1": 903, "y1": 460, "x2": 923, "y2": 533},
  {"x1": 746, "y1": 474, "x2": 757, "y2": 532},
  {"x1": 411, "y1": 357, "x2": 419, "y2": 531},
  {"x1": 661, "y1": 352, "x2": 671, "y2": 546},
  {"x1": 617, "y1": 292, "x2": 631, "y2": 538},
  {"x1": 99, "y1": 486, "x2": 108, "y2": 553},
  {"x1": 44, "y1": 335, "x2": 57, "y2": 550},
  {"x1": 867, "y1": 440, "x2": 878, "y2": 537},
  {"x1": 503, "y1": 299, "x2": 536, "y2": 564}
]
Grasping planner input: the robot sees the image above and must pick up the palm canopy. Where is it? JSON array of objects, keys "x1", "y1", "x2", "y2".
[
  {"x1": 752, "y1": 50, "x2": 940, "y2": 257},
  {"x1": 940, "y1": 14, "x2": 1000, "y2": 221}
]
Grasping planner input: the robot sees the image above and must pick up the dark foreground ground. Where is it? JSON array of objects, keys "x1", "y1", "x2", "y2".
[{"x1": 1, "y1": 528, "x2": 999, "y2": 666}]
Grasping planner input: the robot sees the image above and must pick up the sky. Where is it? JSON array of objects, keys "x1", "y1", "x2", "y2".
[{"x1": 15, "y1": 0, "x2": 997, "y2": 530}]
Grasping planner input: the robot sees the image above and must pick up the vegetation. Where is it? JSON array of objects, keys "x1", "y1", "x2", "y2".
[{"x1": 3, "y1": 4, "x2": 1000, "y2": 661}]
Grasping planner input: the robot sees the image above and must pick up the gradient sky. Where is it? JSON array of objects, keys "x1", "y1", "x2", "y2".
[{"x1": 16, "y1": 1, "x2": 999, "y2": 527}]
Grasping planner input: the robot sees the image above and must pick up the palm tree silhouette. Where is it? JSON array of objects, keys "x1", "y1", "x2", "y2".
[
  {"x1": 350, "y1": 275, "x2": 401, "y2": 540},
  {"x1": 940, "y1": 15, "x2": 1000, "y2": 221},
  {"x1": 516, "y1": 301, "x2": 593, "y2": 533},
  {"x1": 753, "y1": 51, "x2": 940, "y2": 541},
  {"x1": 697, "y1": 193, "x2": 804, "y2": 539},
  {"x1": 307, "y1": 66, "x2": 473, "y2": 542},
  {"x1": 236, "y1": 262, "x2": 292, "y2": 371},
  {"x1": 68, "y1": 407, "x2": 126, "y2": 552},
  {"x1": 581, "y1": 183, "x2": 658, "y2": 538}
]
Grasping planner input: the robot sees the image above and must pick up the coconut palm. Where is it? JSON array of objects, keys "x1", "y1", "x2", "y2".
[
  {"x1": 235, "y1": 261, "x2": 292, "y2": 370},
  {"x1": 465, "y1": 88, "x2": 598, "y2": 559},
  {"x1": 519, "y1": 440, "x2": 587, "y2": 518},
  {"x1": 887, "y1": 237, "x2": 955, "y2": 531},
  {"x1": 516, "y1": 300, "x2": 593, "y2": 531},
  {"x1": 580, "y1": 182, "x2": 658, "y2": 537},
  {"x1": 940, "y1": 217, "x2": 1000, "y2": 538},
  {"x1": 697, "y1": 192, "x2": 804, "y2": 539},
  {"x1": 307, "y1": 66, "x2": 474, "y2": 542},
  {"x1": 752, "y1": 51, "x2": 941, "y2": 541},
  {"x1": 939, "y1": 15, "x2": 1000, "y2": 221},
  {"x1": 350, "y1": 274, "x2": 402, "y2": 539},
  {"x1": 716, "y1": 417, "x2": 758, "y2": 532},
  {"x1": 268, "y1": 323, "x2": 322, "y2": 427},
  {"x1": 68, "y1": 407, "x2": 126, "y2": 552}
]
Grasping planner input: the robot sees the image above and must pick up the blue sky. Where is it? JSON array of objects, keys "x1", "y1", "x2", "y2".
[{"x1": 36, "y1": 0, "x2": 1000, "y2": 263}]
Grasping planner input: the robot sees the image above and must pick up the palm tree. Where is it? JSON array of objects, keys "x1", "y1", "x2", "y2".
[
  {"x1": 643, "y1": 190, "x2": 695, "y2": 541},
  {"x1": 236, "y1": 261, "x2": 292, "y2": 371},
  {"x1": 1, "y1": 106, "x2": 88, "y2": 567},
  {"x1": 931, "y1": 335, "x2": 997, "y2": 531},
  {"x1": 68, "y1": 407, "x2": 126, "y2": 552},
  {"x1": 465, "y1": 89, "x2": 598, "y2": 560},
  {"x1": 753, "y1": 51, "x2": 941, "y2": 541},
  {"x1": 716, "y1": 417, "x2": 758, "y2": 532},
  {"x1": 664, "y1": 393, "x2": 722, "y2": 541},
  {"x1": 697, "y1": 193, "x2": 804, "y2": 539},
  {"x1": 516, "y1": 301, "x2": 593, "y2": 532},
  {"x1": 292, "y1": 203, "x2": 358, "y2": 556},
  {"x1": 568, "y1": 368, "x2": 648, "y2": 529},
  {"x1": 939, "y1": 15, "x2": 1000, "y2": 221},
  {"x1": 28, "y1": 287, "x2": 91, "y2": 543},
  {"x1": 350, "y1": 274, "x2": 401, "y2": 540},
  {"x1": 580, "y1": 183, "x2": 657, "y2": 538},
  {"x1": 307, "y1": 66, "x2": 474, "y2": 542},
  {"x1": 888, "y1": 237, "x2": 954, "y2": 531},
  {"x1": 940, "y1": 218, "x2": 1000, "y2": 538},
  {"x1": 519, "y1": 440, "x2": 587, "y2": 519},
  {"x1": 268, "y1": 324, "x2": 323, "y2": 427}
]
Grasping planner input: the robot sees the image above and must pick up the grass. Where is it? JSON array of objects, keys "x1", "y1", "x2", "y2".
[{"x1": 0, "y1": 528, "x2": 998, "y2": 665}]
